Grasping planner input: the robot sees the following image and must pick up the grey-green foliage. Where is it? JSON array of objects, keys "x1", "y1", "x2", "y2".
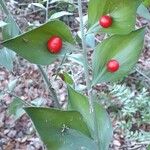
[
  {"x1": 108, "y1": 84, "x2": 150, "y2": 142},
  {"x1": 0, "y1": 48, "x2": 16, "y2": 71},
  {"x1": 137, "y1": 4, "x2": 150, "y2": 20},
  {"x1": 8, "y1": 98, "x2": 25, "y2": 120}
]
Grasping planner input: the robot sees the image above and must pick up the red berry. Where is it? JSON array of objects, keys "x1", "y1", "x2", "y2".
[
  {"x1": 99, "y1": 15, "x2": 112, "y2": 28},
  {"x1": 47, "y1": 36, "x2": 62, "y2": 53},
  {"x1": 107, "y1": 59, "x2": 119, "y2": 73}
]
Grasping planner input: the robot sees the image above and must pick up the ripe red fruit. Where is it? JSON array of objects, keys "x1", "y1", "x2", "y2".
[
  {"x1": 107, "y1": 59, "x2": 119, "y2": 73},
  {"x1": 47, "y1": 36, "x2": 62, "y2": 53},
  {"x1": 99, "y1": 15, "x2": 112, "y2": 28}
]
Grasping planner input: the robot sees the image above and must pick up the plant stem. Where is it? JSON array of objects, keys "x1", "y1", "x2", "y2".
[
  {"x1": 54, "y1": 53, "x2": 67, "y2": 80},
  {"x1": 77, "y1": 0, "x2": 100, "y2": 149},
  {"x1": 38, "y1": 65, "x2": 61, "y2": 108},
  {"x1": 45, "y1": 0, "x2": 49, "y2": 22},
  {"x1": 77, "y1": 1, "x2": 90, "y2": 90},
  {"x1": 1, "y1": 0, "x2": 61, "y2": 109}
]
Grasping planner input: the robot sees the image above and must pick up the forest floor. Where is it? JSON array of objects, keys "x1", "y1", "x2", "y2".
[{"x1": 0, "y1": 0, "x2": 150, "y2": 150}]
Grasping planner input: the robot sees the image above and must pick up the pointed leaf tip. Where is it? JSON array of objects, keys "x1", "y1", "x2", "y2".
[
  {"x1": 92, "y1": 28, "x2": 145, "y2": 85},
  {"x1": 2, "y1": 20, "x2": 75, "y2": 65}
]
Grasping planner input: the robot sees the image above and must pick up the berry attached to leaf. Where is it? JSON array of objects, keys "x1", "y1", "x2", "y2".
[
  {"x1": 107, "y1": 59, "x2": 119, "y2": 73},
  {"x1": 47, "y1": 36, "x2": 62, "y2": 53},
  {"x1": 99, "y1": 15, "x2": 112, "y2": 28}
]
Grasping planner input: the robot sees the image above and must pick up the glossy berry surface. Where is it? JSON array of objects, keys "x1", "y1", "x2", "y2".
[
  {"x1": 47, "y1": 36, "x2": 62, "y2": 53},
  {"x1": 99, "y1": 15, "x2": 112, "y2": 28},
  {"x1": 107, "y1": 59, "x2": 119, "y2": 73}
]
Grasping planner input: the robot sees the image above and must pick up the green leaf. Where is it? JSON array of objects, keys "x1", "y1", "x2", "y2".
[
  {"x1": 88, "y1": 0, "x2": 141, "y2": 34},
  {"x1": 147, "y1": 144, "x2": 150, "y2": 150},
  {"x1": 0, "y1": 47, "x2": 16, "y2": 71},
  {"x1": 67, "y1": 86, "x2": 113, "y2": 150},
  {"x1": 30, "y1": 3, "x2": 46, "y2": 9},
  {"x1": 0, "y1": 0, "x2": 20, "y2": 40},
  {"x1": 137, "y1": 4, "x2": 150, "y2": 20},
  {"x1": 68, "y1": 53, "x2": 84, "y2": 66},
  {"x1": 50, "y1": 0, "x2": 74, "y2": 4},
  {"x1": 2, "y1": 15, "x2": 20, "y2": 40},
  {"x1": 50, "y1": 11, "x2": 73, "y2": 20},
  {"x1": 25, "y1": 107, "x2": 96, "y2": 150},
  {"x1": 92, "y1": 28, "x2": 145, "y2": 85},
  {"x1": 143, "y1": 0, "x2": 150, "y2": 6},
  {"x1": 2, "y1": 20, "x2": 75, "y2": 65},
  {"x1": 8, "y1": 98, "x2": 25, "y2": 120},
  {"x1": 59, "y1": 72, "x2": 74, "y2": 85},
  {"x1": 88, "y1": 0, "x2": 107, "y2": 28}
]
